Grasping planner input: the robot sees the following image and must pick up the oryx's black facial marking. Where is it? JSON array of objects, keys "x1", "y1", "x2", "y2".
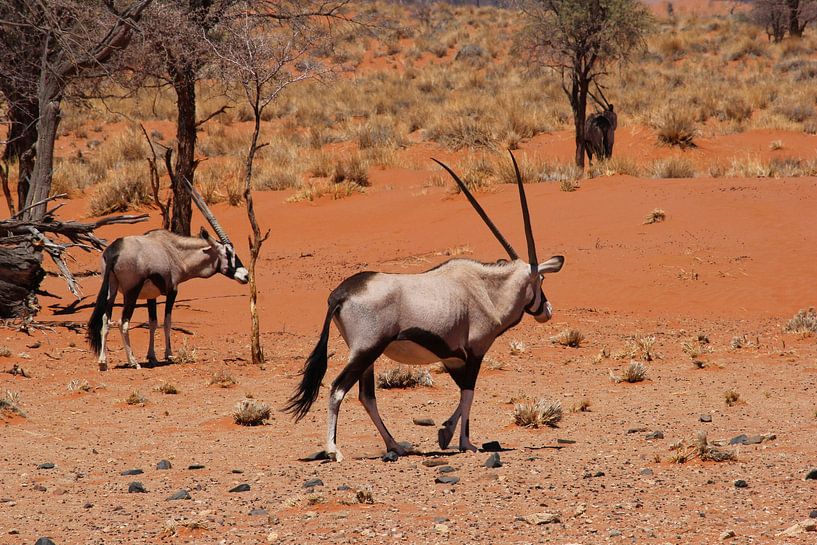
[
  {"x1": 525, "y1": 289, "x2": 547, "y2": 316},
  {"x1": 395, "y1": 328, "x2": 468, "y2": 362}
]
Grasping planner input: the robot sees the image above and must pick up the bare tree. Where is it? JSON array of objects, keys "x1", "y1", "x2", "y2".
[
  {"x1": 786, "y1": 0, "x2": 817, "y2": 37},
  {"x1": 518, "y1": 0, "x2": 651, "y2": 168},
  {"x1": 209, "y1": 7, "x2": 334, "y2": 364},
  {"x1": 752, "y1": 0, "x2": 789, "y2": 41}
]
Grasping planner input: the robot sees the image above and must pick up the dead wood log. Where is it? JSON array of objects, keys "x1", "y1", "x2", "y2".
[{"x1": 0, "y1": 244, "x2": 44, "y2": 318}]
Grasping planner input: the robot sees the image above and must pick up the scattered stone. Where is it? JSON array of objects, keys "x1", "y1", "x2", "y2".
[
  {"x1": 809, "y1": 510, "x2": 817, "y2": 519},
  {"x1": 120, "y1": 468, "x2": 143, "y2": 476},
  {"x1": 762, "y1": 433, "x2": 777, "y2": 442},
  {"x1": 8, "y1": 529, "x2": 18, "y2": 535},
  {"x1": 266, "y1": 531, "x2": 279, "y2": 542},
  {"x1": 37, "y1": 463, "x2": 55, "y2": 470},
  {"x1": 381, "y1": 451, "x2": 399, "y2": 463},
  {"x1": 301, "y1": 450, "x2": 331, "y2": 462},
  {"x1": 231, "y1": 468, "x2": 243, "y2": 474},
  {"x1": 156, "y1": 460, "x2": 171, "y2": 470},
  {"x1": 435, "y1": 475, "x2": 459, "y2": 485},
  {"x1": 32, "y1": 484, "x2": 47, "y2": 492},
  {"x1": 34, "y1": 539, "x2": 56, "y2": 545},
  {"x1": 481, "y1": 441, "x2": 502, "y2": 452},
  {"x1": 517, "y1": 512, "x2": 560, "y2": 525},
  {"x1": 745, "y1": 435, "x2": 764, "y2": 445},
  {"x1": 805, "y1": 468, "x2": 817, "y2": 480},
  {"x1": 434, "y1": 523, "x2": 449, "y2": 534},
  {"x1": 484, "y1": 452, "x2": 502, "y2": 468},
  {"x1": 83, "y1": 502, "x2": 93, "y2": 509},
  {"x1": 127, "y1": 482, "x2": 147, "y2": 493},
  {"x1": 573, "y1": 503, "x2": 587, "y2": 517},
  {"x1": 594, "y1": 471, "x2": 605, "y2": 477},
  {"x1": 700, "y1": 414, "x2": 712, "y2": 423},
  {"x1": 557, "y1": 438, "x2": 576, "y2": 444},
  {"x1": 303, "y1": 479, "x2": 324, "y2": 488},
  {"x1": 413, "y1": 418, "x2": 435, "y2": 426},
  {"x1": 167, "y1": 489, "x2": 191, "y2": 501},
  {"x1": 249, "y1": 508, "x2": 268, "y2": 516},
  {"x1": 422, "y1": 459, "x2": 448, "y2": 467},
  {"x1": 777, "y1": 519, "x2": 817, "y2": 537},
  {"x1": 640, "y1": 468, "x2": 654, "y2": 476},
  {"x1": 720, "y1": 530, "x2": 736, "y2": 540},
  {"x1": 337, "y1": 485, "x2": 351, "y2": 491},
  {"x1": 438, "y1": 465, "x2": 456, "y2": 474},
  {"x1": 729, "y1": 434, "x2": 749, "y2": 445},
  {"x1": 609, "y1": 529, "x2": 622, "y2": 537},
  {"x1": 627, "y1": 427, "x2": 647, "y2": 434},
  {"x1": 229, "y1": 484, "x2": 250, "y2": 493},
  {"x1": 645, "y1": 431, "x2": 664, "y2": 440},
  {"x1": 188, "y1": 464, "x2": 205, "y2": 470},
  {"x1": 434, "y1": 516, "x2": 449, "y2": 523},
  {"x1": 734, "y1": 479, "x2": 748, "y2": 488}
]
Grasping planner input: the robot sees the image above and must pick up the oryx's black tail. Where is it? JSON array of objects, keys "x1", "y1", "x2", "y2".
[
  {"x1": 87, "y1": 252, "x2": 118, "y2": 356},
  {"x1": 283, "y1": 298, "x2": 341, "y2": 421}
]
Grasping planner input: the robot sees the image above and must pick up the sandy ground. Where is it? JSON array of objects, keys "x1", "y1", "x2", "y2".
[{"x1": 2, "y1": 152, "x2": 817, "y2": 544}]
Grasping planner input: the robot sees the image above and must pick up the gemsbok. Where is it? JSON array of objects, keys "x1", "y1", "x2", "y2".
[
  {"x1": 285, "y1": 152, "x2": 565, "y2": 462},
  {"x1": 585, "y1": 83, "x2": 618, "y2": 165},
  {"x1": 87, "y1": 180, "x2": 248, "y2": 370}
]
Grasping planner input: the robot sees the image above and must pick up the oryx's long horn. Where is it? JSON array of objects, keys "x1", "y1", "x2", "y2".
[
  {"x1": 432, "y1": 158, "x2": 519, "y2": 261},
  {"x1": 509, "y1": 151, "x2": 538, "y2": 268},
  {"x1": 182, "y1": 177, "x2": 232, "y2": 245},
  {"x1": 594, "y1": 81, "x2": 611, "y2": 110}
]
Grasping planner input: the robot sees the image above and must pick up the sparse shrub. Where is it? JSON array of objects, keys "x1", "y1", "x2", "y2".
[
  {"x1": 0, "y1": 347, "x2": 11, "y2": 357},
  {"x1": 671, "y1": 431, "x2": 736, "y2": 463},
  {"x1": 513, "y1": 398, "x2": 562, "y2": 428},
  {"x1": 730, "y1": 335, "x2": 747, "y2": 349},
  {"x1": 356, "y1": 488, "x2": 375, "y2": 504},
  {"x1": 551, "y1": 329, "x2": 584, "y2": 348},
  {"x1": 427, "y1": 116, "x2": 495, "y2": 149},
  {"x1": 286, "y1": 180, "x2": 366, "y2": 203},
  {"x1": 67, "y1": 379, "x2": 92, "y2": 393},
  {"x1": 89, "y1": 172, "x2": 151, "y2": 216},
  {"x1": 769, "y1": 139, "x2": 783, "y2": 150},
  {"x1": 785, "y1": 307, "x2": 817, "y2": 334},
  {"x1": 157, "y1": 382, "x2": 178, "y2": 395},
  {"x1": 560, "y1": 178, "x2": 578, "y2": 192},
  {"x1": 210, "y1": 370, "x2": 237, "y2": 388},
  {"x1": 589, "y1": 157, "x2": 642, "y2": 178},
  {"x1": 654, "y1": 109, "x2": 697, "y2": 149},
  {"x1": 332, "y1": 155, "x2": 370, "y2": 187},
  {"x1": 611, "y1": 361, "x2": 647, "y2": 383},
  {"x1": 776, "y1": 102, "x2": 814, "y2": 123},
  {"x1": 0, "y1": 391, "x2": 25, "y2": 418},
  {"x1": 634, "y1": 335, "x2": 659, "y2": 361},
  {"x1": 644, "y1": 209, "x2": 666, "y2": 224},
  {"x1": 572, "y1": 398, "x2": 591, "y2": 412},
  {"x1": 172, "y1": 340, "x2": 197, "y2": 364},
  {"x1": 650, "y1": 157, "x2": 695, "y2": 179},
  {"x1": 126, "y1": 390, "x2": 147, "y2": 405},
  {"x1": 723, "y1": 37, "x2": 767, "y2": 61},
  {"x1": 724, "y1": 389, "x2": 740, "y2": 407},
  {"x1": 233, "y1": 398, "x2": 271, "y2": 426},
  {"x1": 376, "y1": 367, "x2": 433, "y2": 389},
  {"x1": 509, "y1": 340, "x2": 527, "y2": 355}
]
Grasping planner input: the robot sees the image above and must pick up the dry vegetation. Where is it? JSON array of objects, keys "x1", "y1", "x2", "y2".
[
  {"x1": 233, "y1": 398, "x2": 271, "y2": 426},
  {"x1": 0, "y1": 390, "x2": 24, "y2": 418},
  {"x1": 669, "y1": 431, "x2": 737, "y2": 464},
  {"x1": 210, "y1": 370, "x2": 237, "y2": 388},
  {"x1": 376, "y1": 366, "x2": 433, "y2": 389},
  {"x1": 785, "y1": 308, "x2": 817, "y2": 334},
  {"x1": 611, "y1": 361, "x2": 648, "y2": 383},
  {"x1": 512, "y1": 398, "x2": 563, "y2": 428},
  {"x1": 552, "y1": 329, "x2": 584, "y2": 348}
]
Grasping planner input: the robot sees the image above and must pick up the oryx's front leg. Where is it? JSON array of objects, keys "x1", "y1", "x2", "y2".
[
  {"x1": 120, "y1": 283, "x2": 143, "y2": 369},
  {"x1": 163, "y1": 290, "x2": 177, "y2": 361},
  {"x1": 326, "y1": 345, "x2": 385, "y2": 462},
  {"x1": 439, "y1": 357, "x2": 482, "y2": 452},
  {"x1": 146, "y1": 299, "x2": 158, "y2": 364},
  {"x1": 359, "y1": 365, "x2": 407, "y2": 456},
  {"x1": 98, "y1": 275, "x2": 119, "y2": 371}
]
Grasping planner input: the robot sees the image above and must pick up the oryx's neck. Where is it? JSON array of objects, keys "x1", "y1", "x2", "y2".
[{"x1": 147, "y1": 230, "x2": 219, "y2": 282}]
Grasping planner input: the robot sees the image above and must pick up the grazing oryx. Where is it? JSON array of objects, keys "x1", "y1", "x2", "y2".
[
  {"x1": 87, "y1": 180, "x2": 248, "y2": 370},
  {"x1": 585, "y1": 83, "x2": 618, "y2": 165},
  {"x1": 284, "y1": 152, "x2": 564, "y2": 462}
]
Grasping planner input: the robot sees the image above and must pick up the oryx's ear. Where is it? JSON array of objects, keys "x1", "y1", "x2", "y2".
[{"x1": 537, "y1": 255, "x2": 564, "y2": 274}]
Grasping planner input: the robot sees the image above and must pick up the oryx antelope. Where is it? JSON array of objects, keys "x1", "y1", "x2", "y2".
[
  {"x1": 585, "y1": 83, "x2": 618, "y2": 165},
  {"x1": 284, "y1": 152, "x2": 564, "y2": 462},
  {"x1": 87, "y1": 180, "x2": 248, "y2": 370}
]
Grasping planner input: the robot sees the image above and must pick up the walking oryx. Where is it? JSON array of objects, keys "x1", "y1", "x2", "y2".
[
  {"x1": 285, "y1": 152, "x2": 565, "y2": 462},
  {"x1": 87, "y1": 180, "x2": 248, "y2": 370},
  {"x1": 584, "y1": 83, "x2": 618, "y2": 165}
]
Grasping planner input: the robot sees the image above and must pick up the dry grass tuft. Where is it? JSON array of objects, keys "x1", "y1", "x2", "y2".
[
  {"x1": 785, "y1": 308, "x2": 817, "y2": 334},
  {"x1": 172, "y1": 340, "x2": 197, "y2": 364},
  {"x1": 509, "y1": 340, "x2": 527, "y2": 355},
  {"x1": 157, "y1": 382, "x2": 178, "y2": 395},
  {"x1": 286, "y1": 180, "x2": 366, "y2": 203},
  {"x1": 210, "y1": 370, "x2": 237, "y2": 388},
  {"x1": 644, "y1": 209, "x2": 666, "y2": 224},
  {"x1": 0, "y1": 347, "x2": 11, "y2": 357},
  {"x1": 356, "y1": 488, "x2": 375, "y2": 504},
  {"x1": 552, "y1": 329, "x2": 584, "y2": 348},
  {"x1": 571, "y1": 398, "x2": 592, "y2": 413},
  {"x1": 654, "y1": 109, "x2": 697, "y2": 149},
  {"x1": 331, "y1": 154, "x2": 370, "y2": 186},
  {"x1": 67, "y1": 379, "x2": 93, "y2": 393},
  {"x1": 0, "y1": 390, "x2": 25, "y2": 418},
  {"x1": 513, "y1": 398, "x2": 563, "y2": 428},
  {"x1": 376, "y1": 366, "x2": 433, "y2": 389},
  {"x1": 671, "y1": 431, "x2": 736, "y2": 463},
  {"x1": 88, "y1": 172, "x2": 151, "y2": 216},
  {"x1": 126, "y1": 390, "x2": 147, "y2": 405},
  {"x1": 724, "y1": 389, "x2": 740, "y2": 407},
  {"x1": 611, "y1": 361, "x2": 647, "y2": 383},
  {"x1": 233, "y1": 398, "x2": 271, "y2": 426},
  {"x1": 650, "y1": 157, "x2": 695, "y2": 178},
  {"x1": 633, "y1": 335, "x2": 659, "y2": 361}
]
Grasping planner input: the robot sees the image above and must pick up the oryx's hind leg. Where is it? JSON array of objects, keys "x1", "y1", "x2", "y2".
[
  {"x1": 326, "y1": 345, "x2": 385, "y2": 462},
  {"x1": 119, "y1": 281, "x2": 144, "y2": 369},
  {"x1": 163, "y1": 289, "x2": 177, "y2": 361},
  {"x1": 359, "y1": 365, "x2": 407, "y2": 456},
  {"x1": 146, "y1": 299, "x2": 158, "y2": 364},
  {"x1": 439, "y1": 357, "x2": 483, "y2": 452},
  {"x1": 98, "y1": 275, "x2": 119, "y2": 371}
]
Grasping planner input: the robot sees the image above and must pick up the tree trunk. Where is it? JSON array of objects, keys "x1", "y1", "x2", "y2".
[
  {"x1": 245, "y1": 105, "x2": 266, "y2": 365},
  {"x1": 170, "y1": 62, "x2": 197, "y2": 236},
  {"x1": 571, "y1": 75, "x2": 589, "y2": 168},
  {"x1": 788, "y1": 0, "x2": 804, "y2": 36},
  {"x1": 2, "y1": 94, "x2": 39, "y2": 210},
  {"x1": 23, "y1": 79, "x2": 61, "y2": 220},
  {"x1": 0, "y1": 245, "x2": 44, "y2": 318}
]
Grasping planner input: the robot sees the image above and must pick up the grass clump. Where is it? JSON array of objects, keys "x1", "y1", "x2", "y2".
[
  {"x1": 376, "y1": 366, "x2": 433, "y2": 389},
  {"x1": 644, "y1": 209, "x2": 666, "y2": 224},
  {"x1": 551, "y1": 329, "x2": 584, "y2": 348},
  {"x1": 157, "y1": 382, "x2": 179, "y2": 395},
  {"x1": 509, "y1": 340, "x2": 527, "y2": 355},
  {"x1": 611, "y1": 361, "x2": 647, "y2": 383},
  {"x1": 0, "y1": 391, "x2": 25, "y2": 418},
  {"x1": 513, "y1": 398, "x2": 563, "y2": 428},
  {"x1": 724, "y1": 389, "x2": 740, "y2": 407},
  {"x1": 126, "y1": 390, "x2": 147, "y2": 405},
  {"x1": 88, "y1": 173, "x2": 151, "y2": 216},
  {"x1": 650, "y1": 157, "x2": 695, "y2": 178},
  {"x1": 355, "y1": 488, "x2": 375, "y2": 504},
  {"x1": 210, "y1": 370, "x2": 237, "y2": 388},
  {"x1": 670, "y1": 431, "x2": 736, "y2": 463},
  {"x1": 654, "y1": 109, "x2": 697, "y2": 149},
  {"x1": 785, "y1": 307, "x2": 817, "y2": 334},
  {"x1": 571, "y1": 398, "x2": 592, "y2": 413},
  {"x1": 233, "y1": 398, "x2": 271, "y2": 426},
  {"x1": 67, "y1": 379, "x2": 93, "y2": 393},
  {"x1": 0, "y1": 347, "x2": 11, "y2": 357},
  {"x1": 331, "y1": 154, "x2": 370, "y2": 187},
  {"x1": 172, "y1": 340, "x2": 197, "y2": 364}
]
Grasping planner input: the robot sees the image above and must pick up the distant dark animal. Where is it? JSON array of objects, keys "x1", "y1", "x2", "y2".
[{"x1": 585, "y1": 105, "x2": 617, "y2": 164}]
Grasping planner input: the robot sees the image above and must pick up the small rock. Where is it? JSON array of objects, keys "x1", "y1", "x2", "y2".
[
  {"x1": 127, "y1": 482, "x2": 147, "y2": 493},
  {"x1": 645, "y1": 431, "x2": 664, "y2": 440},
  {"x1": 231, "y1": 468, "x2": 243, "y2": 474},
  {"x1": 700, "y1": 414, "x2": 712, "y2": 423},
  {"x1": 249, "y1": 508, "x2": 268, "y2": 516},
  {"x1": 8, "y1": 528, "x2": 18, "y2": 535},
  {"x1": 435, "y1": 475, "x2": 459, "y2": 485},
  {"x1": 422, "y1": 459, "x2": 448, "y2": 467},
  {"x1": 434, "y1": 523, "x2": 449, "y2": 534},
  {"x1": 762, "y1": 433, "x2": 777, "y2": 442},
  {"x1": 777, "y1": 519, "x2": 817, "y2": 536},
  {"x1": 120, "y1": 468, "x2": 143, "y2": 476},
  {"x1": 517, "y1": 512, "x2": 560, "y2": 525},
  {"x1": 556, "y1": 438, "x2": 576, "y2": 444},
  {"x1": 37, "y1": 463, "x2": 55, "y2": 470},
  {"x1": 32, "y1": 484, "x2": 47, "y2": 492},
  {"x1": 337, "y1": 485, "x2": 351, "y2": 491},
  {"x1": 573, "y1": 503, "x2": 587, "y2": 517},
  {"x1": 627, "y1": 427, "x2": 647, "y2": 434},
  {"x1": 35, "y1": 539, "x2": 56, "y2": 545},
  {"x1": 381, "y1": 451, "x2": 399, "y2": 463},
  {"x1": 83, "y1": 502, "x2": 93, "y2": 509},
  {"x1": 729, "y1": 434, "x2": 749, "y2": 445},
  {"x1": 745, "y1": 435, "x2": 764, "y2": 445},
  {"x1": 484, "y1": 452, "x2": 502, "y2": 468},
  {"x1": 609, "y1": 529, "x2": 622, "y2": 537},
  {"x1": 481, "y1": 441, "x2": 502, "y2": 452},
  {"x1": 809, "y1": 510, "x2": 817, "y2": 519},
  {"x1": 266, "y1": 531, "x2": 279, "y2": 542},
  {"x1": 303, "y1": 479, "x2": 324, "y2": 488},
  {"x1": 434, "y1": 516, "x2": 449, "y2": 523},
  {"x1": 167, "y1": 489, "x2": 191, "y2": 501},
  {"x1": 805, "y1": 468, "x2": 817, "y2": 480},
  {"x1": 734, "y1": 479, "x2": 748, "y2": 488},
  {"x1": 720, "y1": 530, "x2": 736, "y2": 540},
  {"x1": 438, "y1": 465, "x2": 456, "y2": 474},
  {"x1": 229, "y1": 483, "x2": 250, "y2": 493},
  {"x1": 640, "y1": 468, "x2": 654, "y2": 476},
  {"x1": 413, "y1": 418, "x2": 435, "y2": 426},
  {"x1": 156, "y1": 460, "x2": 172, "y2": 470},
  {"x1": 594, "y1": 471, "x2": 605, "y2": 477},
  {"x1": 188, "y1": 464, "x2": 205, "y2": 470}
]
